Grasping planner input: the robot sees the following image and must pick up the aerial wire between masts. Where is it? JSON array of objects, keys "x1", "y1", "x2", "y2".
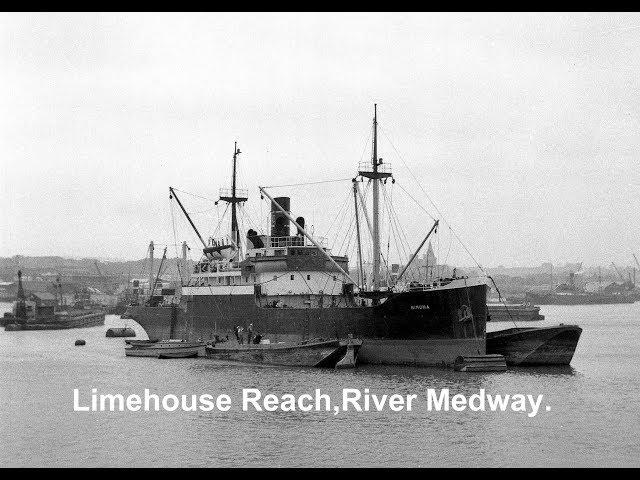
[
  {"x1": 170, "y1": 187, "x2": 217, "y2": 203},
  {"x1": 262, "y1": 178, "x2": 353, "y2": 189}
]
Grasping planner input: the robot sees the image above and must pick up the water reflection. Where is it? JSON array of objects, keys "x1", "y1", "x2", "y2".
[{"x1": 506, "y1": 365, "x2": 577, "y2": 377}]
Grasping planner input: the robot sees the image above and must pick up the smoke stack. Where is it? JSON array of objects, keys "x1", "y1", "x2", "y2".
[{"x1": 271, "y1": 197, "x2": 291, "y2": 237}]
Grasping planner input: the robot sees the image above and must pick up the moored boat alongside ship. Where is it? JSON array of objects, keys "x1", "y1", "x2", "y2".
[
  {"x1": 487, "y1": 303, "x2": 544, "y2": 322},
  {"x1": 205, "y1": 338, "x2": 361, "y2": 368},
  {"x1": 124, "y1": 339, "x2": 206, "y2": 358},
  {"x1": 487, "y1": 324, "x2": 582, "y2": 365}
]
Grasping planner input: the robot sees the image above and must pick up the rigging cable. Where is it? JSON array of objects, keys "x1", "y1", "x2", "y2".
[
  {"x1": 210, "y1": 203, "x2": 230, "y2": 240},
  {"x1": 325, "y1": 206, "x2": 357, "y2": 293},
  {"x1": 381, "y1": 185, "x2": 416, "y2": 280},
  {"x1": 170, "y1": 187, "x2": 217, "y2": 203},
  {"x1": 486, "y1": 275, "x2": 519, "y2": 329},
  {"x1": 381, "y1": 127, "x2": 486, "y2": 274},
  {"x1": 262, "y1": 178, "x2": 353, "y2": 189},
  {"x1": 326, "y1": 187, "x2": 354, "y2": 249},
  {"x1": 383, "y1": 186, "x2": 414, "y2": 281}
]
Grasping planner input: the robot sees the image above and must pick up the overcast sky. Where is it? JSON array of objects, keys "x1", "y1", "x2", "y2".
[{"x1": 1, "y1": 12, "x2": 640, "y2": 268}]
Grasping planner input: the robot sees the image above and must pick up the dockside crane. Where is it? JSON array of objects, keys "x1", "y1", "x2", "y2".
[
  {"x1": 94, "y1": 259, "x2": 114, "y2": 293},
  {"x1": 611, "y1": 262, "x2": 626, "y2": 283},
  {"x1": 612, "y1": 261, "x2": 635, "y2": 291},
  {"x1": 631, "y1": 253, "x2": 640, "y2": 286}
]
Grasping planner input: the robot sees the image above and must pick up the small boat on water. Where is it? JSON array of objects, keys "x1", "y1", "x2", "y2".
[
  {"x1": 125, "y1": 339, "x2": 159, "y2": 345},
  {"x1": 486, "y1": 324, "x2": 582, "y2": 366},
  {"x1": 124, "y1": 339, "x2": 206, "y2": 358},
  {"x1": 487, "y1": 303, "x2": 544, "y2": 322},
  {"x1": 205, "y1": 338, "x2": 362, "y2": 368},
  {"x1": 454, "y1": 354, "x2": 507, "y2": 372}
]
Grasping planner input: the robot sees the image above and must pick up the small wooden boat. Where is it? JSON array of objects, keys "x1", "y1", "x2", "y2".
[
  {"x1": 124, "y1": 339, "x2": 206, "y2": 358},
  {"x1": 486, "y1": 324, "x2": 582, "y2": 366},
  {"x1": 205, "y1": 338, "x2": 362, "y2": 368},
  {"x1": 487, "y1": 303, "x2": 544, "y2": 322},
  {"x1": 125, "y1": 339, "x2": 159, "y2": 345},
  {"x1": 454, "y1": 354, "x2": 507, "y2": 372}
]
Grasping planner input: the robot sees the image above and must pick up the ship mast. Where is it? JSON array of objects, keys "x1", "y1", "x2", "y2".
[
  {"x1": 148, "y1": 240, "x2": 154, "y2": 298},
  {"x1": 219, "y1": 142, "x2": 248, "y2": 260},
  {"x1": 231, "y1": 142, "x2": 240, "y2": 247},
  {"x1": 358, "y1": 104, "x2": 392, "y2": 291},
  {"x1": 353, "y1": 180, "x2": 365, "y2": 289},
  {"x1": 372, "y1": 105, "x2": 380, "y2": 290},
  {"x1": 15, "y1": 270, "x2": 27, "y2": 319}
]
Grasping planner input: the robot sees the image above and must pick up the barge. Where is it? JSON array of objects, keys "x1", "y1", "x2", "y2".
[{"x1": 486, "y1": 324, "x2": 582, "y2": 365}]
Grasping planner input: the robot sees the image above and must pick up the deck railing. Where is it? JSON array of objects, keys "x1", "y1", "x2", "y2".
[
  {"x1": 357, "y1": 161, "x2": 392, "y2": 175},
  {"x1": 218, "y1": 187, "x2": 249, "y2": 200},
  {"x1": 268, "y1": 235, "x2": 327, "y2": 248}
]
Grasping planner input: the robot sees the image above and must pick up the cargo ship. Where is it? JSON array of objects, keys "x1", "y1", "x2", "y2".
[
  {"x1": 126, "y1": 106, "x2": 489, "y2": 366},
  {"x1": 3, "y1": 271, "x2": 105, "y2": 330},
  {"x1": 525, "y1": 273, "x2": 634, "y2": 305}
]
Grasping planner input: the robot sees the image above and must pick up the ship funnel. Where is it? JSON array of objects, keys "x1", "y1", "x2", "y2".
[
  {"x1": 295, "y1": 217, "x2": 305, "y2": 236},
  {"x1": 271, "y1": 197, "x2": 291, "y2": 237}
]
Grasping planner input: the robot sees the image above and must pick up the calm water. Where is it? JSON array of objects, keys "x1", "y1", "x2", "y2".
[{"x1": 1, "y1": 302, "x2": 639, "y2": 467}]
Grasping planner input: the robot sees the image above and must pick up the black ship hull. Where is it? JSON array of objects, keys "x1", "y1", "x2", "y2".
[{"x1": 125, "y1": 281, "x2": 488, "y2": 366}]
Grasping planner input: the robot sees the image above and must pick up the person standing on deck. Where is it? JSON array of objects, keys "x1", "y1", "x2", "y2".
[{"x1": 247, "y1": 323, "x2": 254, "y2": 344}]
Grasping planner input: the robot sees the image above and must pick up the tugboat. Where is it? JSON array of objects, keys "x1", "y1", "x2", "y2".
[{"x1": 127, "y1": 106, "x2": 490, "y2": 367}]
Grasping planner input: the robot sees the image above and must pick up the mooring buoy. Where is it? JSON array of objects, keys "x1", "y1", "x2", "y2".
[{"x1": 105, "y1": 327, "x2": 136, "y2": 338}]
